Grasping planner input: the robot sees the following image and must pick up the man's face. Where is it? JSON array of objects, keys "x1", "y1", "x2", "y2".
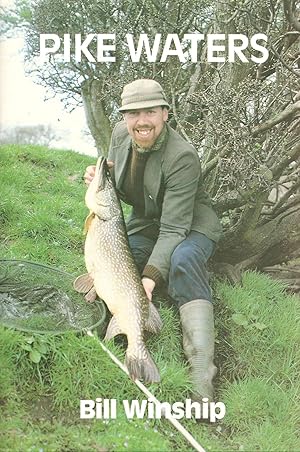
[{"x1": 123, "y1": 106, "x2": 168, "y2": 148}]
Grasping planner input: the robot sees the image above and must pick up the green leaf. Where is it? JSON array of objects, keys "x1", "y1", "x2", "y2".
[
  {"x1": 232, "y1": 313, "x2": 249, "y2": 327},
  {"x1": 29, "y1": 349, "x2": 41, "y2": 363},
  {"x1": 21, "y1": 344, "x2": 32, "y2": 352},
  {"x1": 36, "y1": 343, "x2": 48, "y2": 354},
  {"x1": 254, "y1": 322, "x2": 267, "y2": 331}
]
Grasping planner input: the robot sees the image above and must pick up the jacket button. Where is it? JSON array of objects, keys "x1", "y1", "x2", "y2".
[{"x1": 149, "y1": 194, "x2": 153, "y2": 200}]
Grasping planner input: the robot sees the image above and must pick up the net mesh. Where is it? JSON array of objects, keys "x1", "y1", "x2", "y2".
[{"x1": 0, "y1": 260, "x2": 106, "y2": 334}]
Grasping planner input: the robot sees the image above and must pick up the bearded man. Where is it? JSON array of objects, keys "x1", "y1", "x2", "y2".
[{"x1": 84, "y1": 79, "x2": 222, "y2": 401}]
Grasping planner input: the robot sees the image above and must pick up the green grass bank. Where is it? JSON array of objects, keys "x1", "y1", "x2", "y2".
[{"x1": 0, "y1": 144, "x2": 299, "y2": 451}]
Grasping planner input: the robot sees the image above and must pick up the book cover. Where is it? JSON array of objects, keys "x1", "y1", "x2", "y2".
[{"x1": 0, "y1": 1, "x2": 299, "y2": 451}]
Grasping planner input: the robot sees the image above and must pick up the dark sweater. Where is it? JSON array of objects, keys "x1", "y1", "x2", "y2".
[{"x1": 121, "y1": 128, "x2": 168, "y2": 286}]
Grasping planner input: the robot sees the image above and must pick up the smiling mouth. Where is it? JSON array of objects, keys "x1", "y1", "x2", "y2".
[{"x1": 135, "y1": 128, "x2": 152, "y2": 137}]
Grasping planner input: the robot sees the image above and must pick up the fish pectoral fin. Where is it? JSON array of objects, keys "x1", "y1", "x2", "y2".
[
  {"x1": 73, "y1": 273, "x2": 94, "y2": 293},
  {"x1": 84, "y1": 287, "x2": 97, "y2": 303},
  {"x1": 84, "y1": 211, "x2": 95, "y2": 234},
  {"x1": 104, "y1": 316, "x2": 123, "y2": 340},
  {"x1": 145, "y1": 303, "x2": 163, "y2": 334}
]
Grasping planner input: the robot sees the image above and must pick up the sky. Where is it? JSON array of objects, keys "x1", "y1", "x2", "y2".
[{"x1": 0, "y1": 4, "x2": 98, "y2": 157}]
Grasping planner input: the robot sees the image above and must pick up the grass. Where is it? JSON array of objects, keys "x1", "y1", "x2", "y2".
[
  {"x1": 0, "y1": 144, "x2": 300, "y2": 451},
  {"x1": 0, "y1": 146, "x2": 86, "y2": 270}
]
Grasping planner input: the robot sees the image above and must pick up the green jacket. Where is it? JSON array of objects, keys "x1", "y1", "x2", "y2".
[{"x1": 108, "y1": 121, "x2": 222, "y2": 281}]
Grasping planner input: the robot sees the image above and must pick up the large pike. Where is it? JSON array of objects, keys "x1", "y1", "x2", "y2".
[{"x1": 74, "y1": 156, "x2": 162, "y2": 383}]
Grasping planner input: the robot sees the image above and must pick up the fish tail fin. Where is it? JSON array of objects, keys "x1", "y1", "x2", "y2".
[{"x1": 125, "y1": 348, "x2": 160, "y2": 384}]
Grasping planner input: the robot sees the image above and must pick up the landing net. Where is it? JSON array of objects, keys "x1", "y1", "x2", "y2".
[{"x1": 0, "y1": 259, "x2": 106, "y2": 335}]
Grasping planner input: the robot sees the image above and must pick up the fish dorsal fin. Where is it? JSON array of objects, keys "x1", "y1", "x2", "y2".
[
  {"x1": 104, "y1": 316, "x2": 123, "y2": 340},
  {"x1": 73, "y1": 273, "x2": 94, "y2": 293},
  {"x1": 84, "y1": 211, "x2": 95, "y2": 234},
  {"x1": 145, "y1": 303, "x2": 163, "y2": 334}
]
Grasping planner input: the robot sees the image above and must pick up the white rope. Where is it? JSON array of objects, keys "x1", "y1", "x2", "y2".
[{"x1": 86, "y1": 330, "x2": 206, "y2": 452}]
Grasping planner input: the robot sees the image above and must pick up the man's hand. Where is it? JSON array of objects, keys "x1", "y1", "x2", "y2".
[
  {"x1": 84, "y1": 165, "x2": 96, "y2": 185},
  {"x1": 84, "y1": 161, "x2": 114, "y2": 186},
  {"x1": 142, "y1": 277, "x2": 156, "y2": 302}
]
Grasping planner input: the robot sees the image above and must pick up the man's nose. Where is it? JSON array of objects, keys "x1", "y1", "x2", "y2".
[{"x1": 136, "y1": 111, "x2": 150, "y2": 123}]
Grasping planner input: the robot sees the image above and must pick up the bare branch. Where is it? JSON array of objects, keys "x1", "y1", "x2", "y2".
[
  {"x1": 269, "y1": 141, "x2": 300, "y2": 178},
  {"x1": 213, "y1": 195, "x2": 247, "y2": 214},
  {"x1": 271, "y1": 180, "x2": 300, "y2": 215},
  {"x1": 283, "y1": 0, "x2": 300, "y2": 32},
  {"x1": 269, "y1": 42, "x2": 300, "y2": 78},
  {"x1": 170, "y1": 87, "x2": 192, "y2": 144},
  {"x1": 252, "y1": 100, "x2": 300, "y2": 136}
]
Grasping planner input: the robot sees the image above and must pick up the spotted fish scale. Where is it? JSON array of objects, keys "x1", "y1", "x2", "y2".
[{"x1": 74, "y1": 157, "x2": 162, "y2": 383}]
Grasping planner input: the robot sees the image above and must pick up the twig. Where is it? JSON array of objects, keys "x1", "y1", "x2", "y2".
[
  {"x1": 283, "y1": 0, "x2": 300, "y2": 32},
  {"x1": 183, "y1": 62, "x2": 202, "y2": 119},
  {"x1": 269, "y1": 43, "x2": 300, "y2": 78},
  {"x1": 133, "y1": 0, "x2": 147, "y2": 28},
  {"x1": 271, "y1": 179, "x2": 300, "y2": 214},
  {"x1": 171, "y1": 88, "x2": 192, "y2": 144},
  {"x1": 269, "y1": 141, "x2": 300, "y2": 178},
  {"x1": 252, "y1": 100, "x2": 300, "y2": 136}
]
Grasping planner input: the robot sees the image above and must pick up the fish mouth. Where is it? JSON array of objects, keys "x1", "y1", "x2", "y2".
[
  {"x1": 85, "y1": 156, "x2": 112, "y2": 213},
  {"x1": 95, "y1": 156, "x2": 110, "y2": 191}
]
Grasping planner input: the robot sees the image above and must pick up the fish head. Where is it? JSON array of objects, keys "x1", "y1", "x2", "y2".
[{"x1": 85, "y1": 156, "x2": 120, "y2": 220}]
